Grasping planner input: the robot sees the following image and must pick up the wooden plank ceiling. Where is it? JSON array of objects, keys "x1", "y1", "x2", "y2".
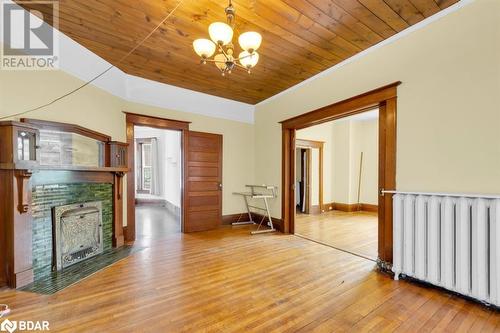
[{"x1": 17, "y1": 0, "x2": 459, "y2": 104}]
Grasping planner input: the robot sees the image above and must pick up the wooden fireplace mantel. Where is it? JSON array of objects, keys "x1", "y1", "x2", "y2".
[
  {"x1": 0, "y1": 119, "x2": 129, "y2": 289},
  {"x1": 0, "y1": 164, "x2": 128, "y2": 172}
]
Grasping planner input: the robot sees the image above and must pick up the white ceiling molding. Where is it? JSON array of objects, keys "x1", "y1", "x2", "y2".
[
  {"x1": 125, "y1": 74, "x2": 255, "y2": 123},
  {"x1": 57, "y1": 32, "x2": 128, "y2": 99},
  {"x1": 1, "y1": 0, "x2": 255, "y2": 124},
  {"x1": 256, "y1": 0, "x2": 475, "y2": 107},
  {"x1": 2, "y1": 0, "x2": 474, "y2": 123}
]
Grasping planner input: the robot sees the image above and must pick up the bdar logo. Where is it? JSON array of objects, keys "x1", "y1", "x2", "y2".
[{"x1": 0, "y1": 319, "x2": 17, "y2": 333}]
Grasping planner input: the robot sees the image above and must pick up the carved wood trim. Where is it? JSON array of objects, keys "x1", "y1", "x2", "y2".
[
  {"x1": 280, "y1": 82, "x2": 401, "y2": 129},
  {"x1": 15, "y1": 170, "x2": 32, "y2": 214},
  {"x1": 115, "y1": 172, "x2": 124, "y2": 200},
  {"x1": 124, "y1": 112, "x2": 190, "y2": 130}
]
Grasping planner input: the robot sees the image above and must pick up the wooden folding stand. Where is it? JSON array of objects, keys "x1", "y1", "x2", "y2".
[{"x1": 232, "y1": 185, "x2": 277, "y2": 234}]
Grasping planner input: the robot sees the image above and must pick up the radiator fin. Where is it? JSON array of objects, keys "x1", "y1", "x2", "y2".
[
  {"x1": 491, "y1": 200, "x2": 500, "y2": 305},
  {"x1": 393, "y1": 194, "x2": 499, "y2": 306}
]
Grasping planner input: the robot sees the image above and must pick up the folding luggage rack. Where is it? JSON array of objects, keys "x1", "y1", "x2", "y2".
[{"x1": 232, "y1": 185, "x2": 278, "y2": 234}]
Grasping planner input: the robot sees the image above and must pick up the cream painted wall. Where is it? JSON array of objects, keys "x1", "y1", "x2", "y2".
[
  {"x1": 349, "y1": 119, "x2": 379, "y2": 205},
  {"x1": 0, "y1": 69, "x2": 255, "y2": 224},
  {"x1": 255, "y1": 0, "x2": 500, "y2": 217},
  {"x1": 331, "y1": 121, "x2": 352, "y2": 205},
  {"x1": 297, "y1": 118, "x2": 379, "y2": 207}
]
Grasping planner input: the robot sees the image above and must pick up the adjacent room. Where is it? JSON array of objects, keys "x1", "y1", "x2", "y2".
[
  {"x1": 295, "y1": 109, "x2": 379, "y2": 260},
  {"x1": 134, "y1": 126, "x2": 182, "y2": 241},
  {"x1": 1, "y1": 0, "x2": 499, "y2": 331}
]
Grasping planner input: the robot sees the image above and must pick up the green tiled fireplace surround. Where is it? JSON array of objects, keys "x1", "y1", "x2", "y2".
[{"x1": 31, "y1": 183, "x2": 113, "y2": 279}]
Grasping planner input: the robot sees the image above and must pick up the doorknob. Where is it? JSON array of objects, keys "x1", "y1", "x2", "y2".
[{"x1": 219, "y1": 183, "x2": 223, "y2": 190}]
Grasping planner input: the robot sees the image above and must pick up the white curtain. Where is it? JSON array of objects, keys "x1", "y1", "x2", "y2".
[{"x1": 150, "y1": 138, "x2": 161, "y2": 196}]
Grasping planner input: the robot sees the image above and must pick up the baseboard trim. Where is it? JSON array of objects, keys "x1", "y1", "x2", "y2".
[
  {"x1": 164, "y1": 201, "x2": 181, "y2": 216},
  {"x1": 322, "y1": 202, "x2": 378, "y2": 213},
  {"x1": 310, "y1": 205, "x2": 322, "y2": 215},
  {"x1": 222, "y1": 213, "x2": 247, "y2": 225},
  {"x1": 135, "y1": 197, "x2": 167, "y2": 206},
  {"x1": 360, "y1": 203, "x2": 378, "y2": 213},
  {"x1": 222, "y1": 213, "x2": 283, "y2": 232},
  {"x1": 135, "y1": 198, "x2": 181, "y2": 216}
]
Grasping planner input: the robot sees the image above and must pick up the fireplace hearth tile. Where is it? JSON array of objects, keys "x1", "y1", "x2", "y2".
[{"x1": 20, "y1": 246, "x2": 144, "y2": 295}]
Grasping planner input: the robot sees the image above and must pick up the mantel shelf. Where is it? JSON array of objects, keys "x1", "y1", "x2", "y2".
[
  {"x1": 0, "y1": 163, "x2": 128, "y2": 173},
  {"x1": 36, "y1": 166, "x2": 129, "y2": 173}
]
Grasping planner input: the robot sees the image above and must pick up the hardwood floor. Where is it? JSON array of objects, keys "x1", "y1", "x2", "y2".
[
  {"x1": 135, "y1": 205, "x2": 181, "y2": 245},
  {"x1": 295, "y1": 210, "x2": 378, "y2": 260},
  {"x1": 1, "y1": 225, "x2": 498, "y2": 332}
]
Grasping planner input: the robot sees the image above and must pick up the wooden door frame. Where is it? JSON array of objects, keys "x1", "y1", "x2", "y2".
[
  {"x1": 296, "y1": 139, "x2": 324, "y2": 214},
  {"x1": 281, "y1": 82, "x2": 400, "y2": 264},
  {"x1": 124, "y1": 112, "x2": 190, "y2": 241},
  {"x1": 296, "y1": 148, "x2": 311, "y2": 214}
]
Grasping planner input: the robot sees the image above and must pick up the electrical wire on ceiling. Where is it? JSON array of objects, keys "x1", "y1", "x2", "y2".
[{"x1": 0, "y1": 0, "x2": 185, "y2": 121}]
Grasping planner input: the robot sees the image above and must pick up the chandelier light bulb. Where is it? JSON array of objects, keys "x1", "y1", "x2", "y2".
[
  {"x1": 192, "y1": 1, "x2": 262, "y2": 75},
  {"x1": 238, "y1": 31, "x2": 262, "y2": 53},
  {"x1": 239, "y1": 51, "x2": 259, "y2": 68},
  {"x1": 193, "y1": 39, "x2": 216, "y2": 58},
  {"x1": 209, "y1": 22, "x2": 234, "y2": 46}
]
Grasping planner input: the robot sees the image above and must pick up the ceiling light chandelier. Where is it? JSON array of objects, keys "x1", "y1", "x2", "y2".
[{"x1": 192, "y1": 0, "x2": 262, "y2": 76}]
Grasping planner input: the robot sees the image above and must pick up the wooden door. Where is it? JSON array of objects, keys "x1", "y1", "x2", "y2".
[{"x1": 184, "y1": 131, "x2": 223, "y2": 232}]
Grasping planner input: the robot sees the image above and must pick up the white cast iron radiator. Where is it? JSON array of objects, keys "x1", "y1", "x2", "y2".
[{"x1": 392, "y1": 193, "x2": 500, "y2": 307}]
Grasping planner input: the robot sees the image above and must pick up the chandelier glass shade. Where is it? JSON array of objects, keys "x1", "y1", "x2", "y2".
[
  {"x1": 238, "y1": 32, "x2": 262, "y2": 53},
  {"x1": 208, "y1": 22, "x2": 233, "y2": 46},
  {"x1": 192, "y1": 0, "x2": 262, "y2": 75},
  {"x1": 193, "y1": 39, "x2": 216, "y2": 58},
  {"x1": 239, "y1": 51, "x2": 259, "y2": 68}
]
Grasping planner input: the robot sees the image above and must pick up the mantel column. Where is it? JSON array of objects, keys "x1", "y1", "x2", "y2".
[
  {"x1": 113, "y1": 172, "x2": 125, "y2": 247},
  {"x1": 0, "y1": 170, "x2": 35, "y2": 288}
]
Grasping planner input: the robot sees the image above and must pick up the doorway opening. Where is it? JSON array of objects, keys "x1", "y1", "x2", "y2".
[
  {"x1": 281, "y1": 82, "x2": 399, "y2": 265},
  {"x1": 125, "y1": 112, "x2": 190, "y2": 242},
  {"x1": 133, "y1": 126, "x2": 182, "y2": 243},
  {"x1": 295, "y1": 139, "x2": 324, "y2": 215},
  {"x1": 294, "y1": 110, "x2": 379, "y2": 261}
]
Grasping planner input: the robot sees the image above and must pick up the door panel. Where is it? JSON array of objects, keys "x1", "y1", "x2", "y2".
[
  {"x1": 188, "y1": 151, "x2": 219, "y2": 162},
  {"x1": 188, "y1": 166, "x2": 218, "y2": 177},
  {"x1": 184, "y1": 131, "x2": 222, "y2": 232}
]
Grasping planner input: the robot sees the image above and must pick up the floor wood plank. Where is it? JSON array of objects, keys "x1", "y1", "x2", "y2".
[
  {"x1": 295, "y1": 210, "x2": 378, "y2": 260},
  {"x1": 0, "y1": 207, "x2": 497, "y2": 332}
]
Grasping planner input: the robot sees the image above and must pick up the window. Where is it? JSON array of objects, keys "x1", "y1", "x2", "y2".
[{"x1": 136, "y1": 138, "x2": 153, "y2": 193}]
